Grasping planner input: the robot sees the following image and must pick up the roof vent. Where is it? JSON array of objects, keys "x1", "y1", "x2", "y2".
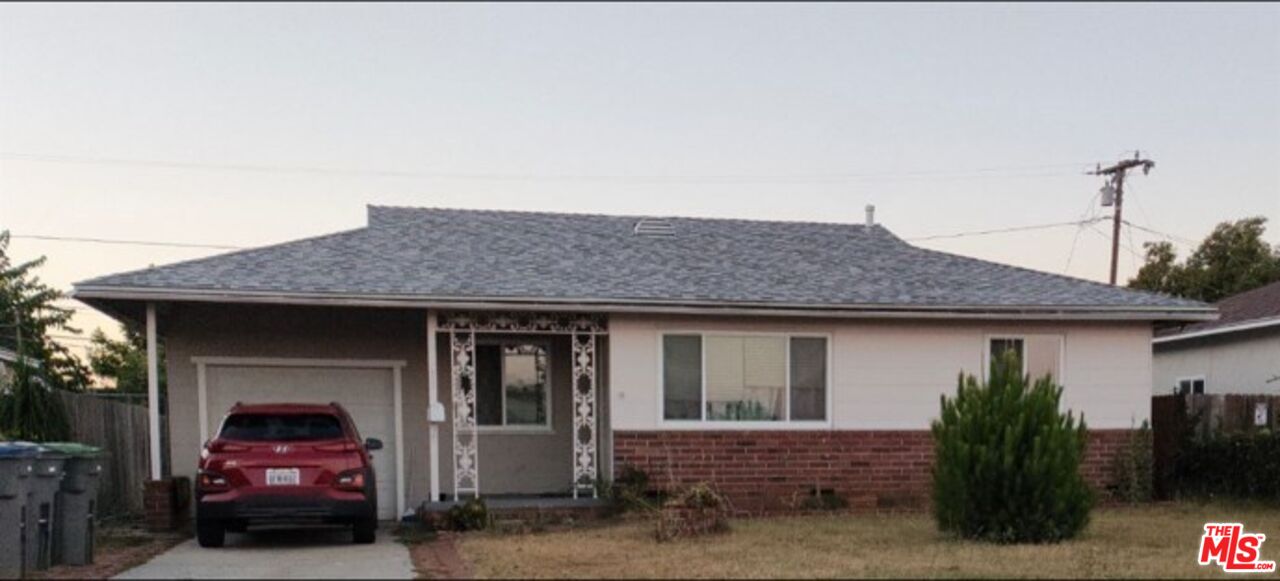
[{"x1": 633, "y1": 218, "x2": 675, "y2": 238}]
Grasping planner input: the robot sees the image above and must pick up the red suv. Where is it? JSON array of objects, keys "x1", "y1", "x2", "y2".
[{"x1": 196, "y1": 402, "x2": 381, "y2": 547}]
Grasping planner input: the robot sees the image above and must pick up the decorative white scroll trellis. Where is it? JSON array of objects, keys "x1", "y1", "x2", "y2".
[
  {"x1": 443, "y1": 311, "x2": 607, "y2": 499},
  {"x1": 571, "y1": 332, "x2": 598, "y2": 498},
  {"x1": 450, "y1": 330, "x2": 479, "y2": 499}
]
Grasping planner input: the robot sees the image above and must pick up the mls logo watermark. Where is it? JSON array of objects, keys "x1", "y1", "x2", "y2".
[{"x1": 1200, "y1": 523, "x2": 1277, "y2": 573}]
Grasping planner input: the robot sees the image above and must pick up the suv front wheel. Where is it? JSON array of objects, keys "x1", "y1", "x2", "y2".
[
  {"x1": 353, "y1": 518, "x2": 376, "y2": 544},
  {"x1": 197, "y1": 518, "x2": 226, "y2": 548}
]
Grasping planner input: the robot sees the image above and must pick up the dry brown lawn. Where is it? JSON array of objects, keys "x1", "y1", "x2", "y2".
[{"x1": 457, "y1": 502, "x2": 1280, "y2": 578}]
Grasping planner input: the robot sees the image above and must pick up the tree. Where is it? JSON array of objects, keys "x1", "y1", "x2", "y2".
[
  {"x1": 1129, "y1": 217, "x2": 1280, "y2": 302},
  {"x1": 0, "y1": 230, "x2": 78, "y2": 440},
  {"x1": 931, "y1": 351, "x2": 1093, "y2": 543},
  {"x1": 89, "y1": 325, "x2": 163, "y2": 393}
]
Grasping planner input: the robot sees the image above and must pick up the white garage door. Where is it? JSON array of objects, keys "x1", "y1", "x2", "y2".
[{"x1": 205, "y1": 365, "x2": 397, "y2": 520}]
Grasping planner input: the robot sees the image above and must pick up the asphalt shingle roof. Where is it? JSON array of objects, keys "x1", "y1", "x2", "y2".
[
  {"x1": 1158, "y1": 280, "x2": 1280, "y2": 337},
  {"x1": 75, "y1": 206, "x2": 1209, "y2": 313}
]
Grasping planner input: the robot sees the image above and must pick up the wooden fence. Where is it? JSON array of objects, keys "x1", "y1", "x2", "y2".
[
  {"x1": 56, "y1": 390, "x2": 157, "y2": 517},
  {"x1": 1151, "y1": 394, "x2": 1280, "y2": 499}
]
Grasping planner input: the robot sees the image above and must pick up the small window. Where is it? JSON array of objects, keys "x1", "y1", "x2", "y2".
[
  {"x1": 989, "y1": 338, "x2": 1025, "y2": 372},
  {"x1": 987, "y1": 335, "x2": 1062, "y2": 381},
  {"x1": 476, "y1": 342, "x2": 550, "y2": 428},
  {"x1": 218, "y1": 413, "x2": 344, "y2": 442},
  {"x1": 1177, "y1": 377, "x2": 1206, "y2": 395},
  {"x1": 662, "y1": 333, "x2": 828, "y2": 423}
]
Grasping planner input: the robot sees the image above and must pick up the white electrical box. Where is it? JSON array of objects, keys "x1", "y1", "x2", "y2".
[
  {"x1": 1255, "y1": 402, "x2": 1269, "y2": 427},
  {"x1": 428, "y1": 402, "x2": 446, "y2": 423}
]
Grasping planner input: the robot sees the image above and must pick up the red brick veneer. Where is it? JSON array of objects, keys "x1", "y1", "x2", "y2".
[{"x1": 614, "y1": 429, "x2": 1134, "y2": 513}]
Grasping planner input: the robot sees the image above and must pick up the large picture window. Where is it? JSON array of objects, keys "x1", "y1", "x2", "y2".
[
  {"x1": 662, "y1": 333, "x2": 828, "y2": 423},
  {"x1": 476, "y1": 341, "x2": 550, "y2": 429}
]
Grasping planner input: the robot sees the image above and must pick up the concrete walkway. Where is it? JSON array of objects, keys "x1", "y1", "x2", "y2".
[{"x1": 115, "y1": 526, "x2": 415, "y2": 579}]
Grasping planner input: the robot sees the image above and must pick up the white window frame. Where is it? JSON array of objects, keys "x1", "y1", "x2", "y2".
[
  {"x1": 475, "y1": 338, "x2": 554, "y2": 434},
  {"x1": 1176, "y1": 375, "x2": 1207, "y2": 396},
  {"x1": 657, "y1": 331, "x2": 833, "y2": 430},
  {"x1": 982, "y1": 333, "x2": 1066, "y2": 384}
]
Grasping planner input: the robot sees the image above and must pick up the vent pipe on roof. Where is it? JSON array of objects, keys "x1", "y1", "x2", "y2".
[{"x1": 865, "y1": 205, "x2": 876, "y2": 228}]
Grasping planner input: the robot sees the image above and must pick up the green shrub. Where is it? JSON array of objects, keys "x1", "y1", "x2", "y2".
[
  {"x1": 931, "y1": 351, "x2": 1093, "y2": 543},
  {"x1": 604, "y1": 465, "x2": 659, "y2": 515},
  {"x1": 443, "y1": 498, "x2": 489, "y2": 531},
  {"x1": 0, "y1": 361, "x2": 70, "y2": 442},
  {"x1": 1107, "y1": 421, "x2": 1154, "y2": 503},
  {"x1": 1173, "y1": 432, "x2": 1280, "y2": 500}
]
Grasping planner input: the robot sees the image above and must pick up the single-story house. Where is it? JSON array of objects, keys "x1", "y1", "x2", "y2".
[
  {"x1": 1153, "y1": 280, "x2": 1280, "y2": 396},
  {"x1": 74, "y1": 206, "x2": 1214, "y2": 517}
]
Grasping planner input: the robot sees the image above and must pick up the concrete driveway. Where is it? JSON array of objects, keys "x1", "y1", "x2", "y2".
[{"x1": 115, "y1": 526, "x2": 415, "y2": 579}]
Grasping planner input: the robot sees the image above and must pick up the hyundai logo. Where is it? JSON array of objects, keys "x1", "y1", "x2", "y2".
[{"x1": 273, "y1": 445, "x2": 291, "y2": 454}]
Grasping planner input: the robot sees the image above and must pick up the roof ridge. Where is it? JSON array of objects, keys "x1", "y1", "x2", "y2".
[{"x1": 366, "y1": 204, "x2": 876, "y2": 230}]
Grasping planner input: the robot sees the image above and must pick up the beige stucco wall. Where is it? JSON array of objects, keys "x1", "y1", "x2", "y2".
[
  {"x1": 610, "y1": 314, "x2": 1154, "y2": 431},
  {"x1": 1153, "y1": 329, "x2": 1280, "y2": 395}
]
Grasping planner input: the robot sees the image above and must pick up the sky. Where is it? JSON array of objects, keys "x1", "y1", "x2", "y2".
[{"x1": 1, "y1": 3, "x2": 1278, "y2": 360}]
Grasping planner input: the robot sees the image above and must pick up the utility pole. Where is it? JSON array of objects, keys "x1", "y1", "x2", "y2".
[{"x1": 1090, "y1": 151, "x2": 1155, "y2": 285}]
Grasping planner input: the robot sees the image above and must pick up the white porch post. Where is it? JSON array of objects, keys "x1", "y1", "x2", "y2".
[
  {"x1": 426, "y1": 312, "x2": 441, "y2": 502},
  {"x1": 145, "y1": 302, "x2": 162, "y2": 480},
  {"x1": 450, "y1": 329, "x2": 479, "y2": 499},
  {"x1": 571, "y1": 332, "x2": 598, "y2": 498}
]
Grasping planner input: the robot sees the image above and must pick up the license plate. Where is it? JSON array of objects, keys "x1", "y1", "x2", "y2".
[{"x1": 266, "y1": 468, "x2": 300, "y2": 486}]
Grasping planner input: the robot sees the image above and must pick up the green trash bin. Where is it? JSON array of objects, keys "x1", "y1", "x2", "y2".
[
  {"x1": 0, "y1": 442, "x2": 39, "y2": 579},
  {"x1": 43, "y1": 443, "x2": 104, "y2": 566},
  {"x1": 25, "y1": 445, "x2": 66, "y2": 572}
]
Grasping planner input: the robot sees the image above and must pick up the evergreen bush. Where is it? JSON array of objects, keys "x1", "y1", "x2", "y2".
[
  {"x1": 1107, "y1": 421, "x2": 1154, "y2": 503},
  {"x1": 931, "y1": 351, "x2": 1093, "y2": 543},
  {"x1": 443, "y1": 498, "x2": 489, "y2": 531},
  {"x1": 1174, "y1": 432, "x2": 1280, "y2": 500}
]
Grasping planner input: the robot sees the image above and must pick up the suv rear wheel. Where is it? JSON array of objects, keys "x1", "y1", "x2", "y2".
[
  {"x1": 353, "y1": 518, "x2": 376, "y2": 544},
  {"x1": 197, "y1": 518, "x2": 225, "y2": 548}
]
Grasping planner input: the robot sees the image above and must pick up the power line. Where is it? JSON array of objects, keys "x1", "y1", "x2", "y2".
[
  {"x1": 0, "y1": 151, "x2": 1094, "y2": 184},
  {"x1": 1063, "y1": 191, "x2": 1104, "y2": 274},
  {"x1": 1123, "y1": 220, "x2": 1198, "y2": 246},
  {"x1": 905, "y1": 217, "x2": 1108, "y2": 242},
  {"x1": 10, "y1": 234, "x2": 242, "y2": 250},
  {"x1": 15, "y1": 216, "x2": 1118, "y2": 250}
]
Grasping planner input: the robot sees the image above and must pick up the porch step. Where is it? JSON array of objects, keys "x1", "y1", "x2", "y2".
[{"x1": 418, "y1": 497, "x2": 609, "y2": 531}]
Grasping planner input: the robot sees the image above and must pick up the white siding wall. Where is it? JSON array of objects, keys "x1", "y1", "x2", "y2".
[
  {"x1": 1153, "y1": 331, "x2": 1280, "y2": 395},
  {"x1": 610, "y1": 314, "x2": 1153, "y2": 431}
]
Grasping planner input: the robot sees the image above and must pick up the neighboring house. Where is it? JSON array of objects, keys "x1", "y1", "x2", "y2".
[
  {"x1": 73, "y1": 206, "x2": 1213, "y2": 517},
  {"x1": 1153, "y1": 280, "x2": 1280, "y2": 396}
]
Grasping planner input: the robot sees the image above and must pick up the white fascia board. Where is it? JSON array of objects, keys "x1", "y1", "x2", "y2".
[{"x1": 72, "y1": 285, "x2": 1218, "y2": 322}]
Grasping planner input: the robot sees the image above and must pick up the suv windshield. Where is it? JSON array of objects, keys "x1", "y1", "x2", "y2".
[{"x1": 219, "y1": 413, "x2": 344, "y2": 442}]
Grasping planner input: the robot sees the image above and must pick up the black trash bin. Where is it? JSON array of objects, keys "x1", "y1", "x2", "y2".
[
  {"x1": 0, "y1": 442, "x2": 39, "y2": 579},
  {"x1": 44, "y1": 442, "x2": 104, "y2": 566},
  {"x1": 24, "y1": 445, "x2": 66, "y2": 572}
]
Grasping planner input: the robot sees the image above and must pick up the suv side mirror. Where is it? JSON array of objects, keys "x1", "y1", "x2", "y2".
[{"x1": 365, "y1": 438, "x2": 383, "y2": 451}]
